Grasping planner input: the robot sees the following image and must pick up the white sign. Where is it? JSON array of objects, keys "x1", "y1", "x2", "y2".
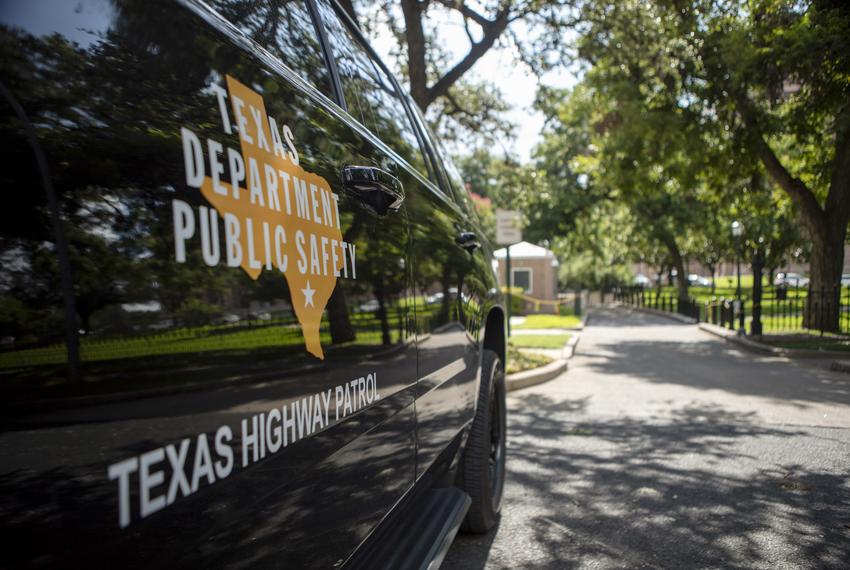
[{"x1": 495, "y1": 209, "x2": 522, "y2": 245}]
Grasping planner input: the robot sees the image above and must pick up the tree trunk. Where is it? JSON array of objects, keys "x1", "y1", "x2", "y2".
[
  {"x1": 674, "y1": 263, "x2": 689, "y2": 302},
  {"x1": 327, "y1": 286, "x2": 356, "y2": 344},
  {"x1": 658, "y1": 232, "x2": 689, "y2": 301},
  {"x1": 804, "y1": 224, "x2": 845, "y2": 332},
  {"x1": 401, "y1": 0, "x2": 510, "y2": 111},
  {"x1": 653, "y1": 264, "x2": 664, "y2": 307},
  {"x1": 400, "y1": 0, "x2": 429, "y2": 108},
  {"x1": 373, "y1": 273, "x2": 392, "y2": 346},
  {"x1": 739, "y1": 102, "x2": 850, "y2": 333},
  {"x1": 437, "y1": 266, "x2": 453, "y2": 325},
  {"x1": 78, "y1": 310, "x2": 91, "y2": 335},
  {"x1": 708, "y1": 264, "x2": 716, "y2": 295}
]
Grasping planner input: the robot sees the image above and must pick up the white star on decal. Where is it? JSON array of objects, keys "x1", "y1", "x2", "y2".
[{"x1": 302, "y1": 280, "x2": 315, "y2": 307}]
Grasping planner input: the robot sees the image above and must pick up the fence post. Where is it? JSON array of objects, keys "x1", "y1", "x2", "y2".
[{"x1": 751, "y1": 248, "x2": 764, "y2": 336}]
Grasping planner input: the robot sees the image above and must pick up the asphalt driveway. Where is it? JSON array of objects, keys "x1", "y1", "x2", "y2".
[{"x1": 444, "y1": 307, "x2": 850, "y2": 569}]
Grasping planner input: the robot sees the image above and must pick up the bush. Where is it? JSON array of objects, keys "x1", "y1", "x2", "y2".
[
  {"x1": 176, "y1": 299, "x2": 221, "y2": 327},
  {"x1": 502, "y1": 286, "x2": 525, "y2": 315}
]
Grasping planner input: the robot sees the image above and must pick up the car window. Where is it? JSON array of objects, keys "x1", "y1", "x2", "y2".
[
  {"x1": 314, "y1": 0, "x2": 429, "y2": 178},
  {"x1": 403, "y1": 95, "x2": 455, "y2": 195},
  {"x1": 207, "y1": 0, "x2": 333, "y2": 95},
  {"x1": 426, "y1": 119, "x2": 476, "y2": 212}
]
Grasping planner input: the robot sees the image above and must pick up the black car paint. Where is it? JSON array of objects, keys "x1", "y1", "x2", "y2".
[{"x1": 0, "y1": 0, "x2": 503, "y2": 567}]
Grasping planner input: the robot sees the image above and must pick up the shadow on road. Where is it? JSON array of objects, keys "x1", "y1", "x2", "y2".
[
  {"x1": 585, "y1": 306, "x2": 691, "y2": 328},
  {"x1": 444, "y1": 391, "x2": 850, "y2": 569},
  {"x1": 579, "y1": 336, "x2": 850, "y2": 407}
]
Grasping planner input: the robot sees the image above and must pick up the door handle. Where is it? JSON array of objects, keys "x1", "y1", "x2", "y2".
[
  {"x1": 342, "y1": 165, "x2": 404, "y2": 216},
  {"x1": 456, "y1": 231, "x2": 480, "y2": 252}
]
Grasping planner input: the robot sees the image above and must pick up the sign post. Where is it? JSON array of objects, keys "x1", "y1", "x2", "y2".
[
  {"x1": 495, "y1": 209, "x2": 522, "y2": 337},
  {"x1": 505, "y1": 245, "x2": 511, "y2": 337}
]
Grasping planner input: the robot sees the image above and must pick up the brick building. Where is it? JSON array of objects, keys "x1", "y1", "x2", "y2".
[{"x1": 494, "y1": 241, "x2": 559, "y2": 312}]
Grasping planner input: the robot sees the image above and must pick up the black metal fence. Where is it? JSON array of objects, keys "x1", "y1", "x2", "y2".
[
  {"x1": 754, "y1": 285, "x2": 850, "y2": 335},
  {"x1": 613, "y1": 285, "x2": 850, "y2": 336},
  {"x1": 613, "y1": 288, "x2": 704, "y2": 321}
]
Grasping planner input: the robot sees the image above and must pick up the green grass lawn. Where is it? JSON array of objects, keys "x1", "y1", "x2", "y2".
[
  {"x1": 636, "y1": 282, "x2": 850, "y2": 345},
  {"x1": 642, "y1": 281, "x2": 843, "y2": 334},
  {"x1": 509, "y1": 333, "x2": 571, "y2": 349},
  {"x1": 0, "y1": 316, "x2": 400, "y2": 369},
  {"x1": 514, "y1": 314, "x2": 582, "y2": 330}
]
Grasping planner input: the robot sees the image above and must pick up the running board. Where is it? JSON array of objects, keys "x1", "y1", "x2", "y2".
[{"x1": 346, "y1": 487, "x2": 471, "y2": 570}]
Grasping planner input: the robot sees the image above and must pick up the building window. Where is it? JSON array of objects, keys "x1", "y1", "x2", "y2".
[{"x1": 512, "y1": 268, "x2": 532, "y2": 294}]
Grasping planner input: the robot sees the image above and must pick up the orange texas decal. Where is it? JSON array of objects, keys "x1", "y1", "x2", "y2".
[{"x1": 172, "y1": 75, "x2": 356, "y2": 359}]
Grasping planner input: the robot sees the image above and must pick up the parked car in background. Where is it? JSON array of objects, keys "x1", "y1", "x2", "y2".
[
  {"x1": 0, "y1": 0, "x2": 506, "y2": 567},
  {"x1": 774, "y1": 272, "x2": 810, "y2": 288},
  {"x1": 218, "y1": 313, "x2": 242, "y2": 325},
  {"x1": 634, "y1": 273, "x2": 651, "y2": 287},
  {"x1": 687, "y1": 274, "x2": 711, "y2": 287}
]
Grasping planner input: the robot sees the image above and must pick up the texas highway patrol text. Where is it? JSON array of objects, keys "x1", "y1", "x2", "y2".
[{"x1": 107, "y1": 372, "x2": 380, "y2": 528}]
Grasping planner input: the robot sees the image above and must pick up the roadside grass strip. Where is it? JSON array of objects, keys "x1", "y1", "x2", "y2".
[
  {"x1": 513, "y1": 314, "x2": 581, "y2": 330},
  {"x1": 760, "y1": 335, "x2": 850, "y2": 352},
  {"x1": 509, "y1": 333, "x2": 571, "y2": 349}
]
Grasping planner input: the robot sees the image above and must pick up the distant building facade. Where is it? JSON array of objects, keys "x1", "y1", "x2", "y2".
[{"x1": 494, "y1": 241, "x2": 559, "y2": 312}]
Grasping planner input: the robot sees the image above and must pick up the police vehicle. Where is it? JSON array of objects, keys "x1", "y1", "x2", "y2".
[{"x1": 0, "y1": 0, "x2": 508, "y2": 567}]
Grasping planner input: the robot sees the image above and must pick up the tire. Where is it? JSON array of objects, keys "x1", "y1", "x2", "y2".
[{"x1": 460, "y1": 349, "x2": 506, "y2": 533}]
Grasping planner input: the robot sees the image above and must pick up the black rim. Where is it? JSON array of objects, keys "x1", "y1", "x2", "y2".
[{"x1": 488, "y1": 376, "x2": 505, "y2": 508}]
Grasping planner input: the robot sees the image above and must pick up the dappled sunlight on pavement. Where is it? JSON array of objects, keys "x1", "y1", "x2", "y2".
[{"x1": 444, "y1": 307, "x2": 850, "y2": 569}]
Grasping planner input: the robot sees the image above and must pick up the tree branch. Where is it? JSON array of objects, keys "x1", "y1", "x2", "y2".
[
  {"x1": 461, "y1": 14, "x2": 475, "y2": 44},
  {"x1": 735, "y1": 93, "x2": 825, "y2": 235},
  {"x1": 422, "y1": 8, "x2": 510, "y2": 108},
  {"x1": 434, "y1": 0, "x2": 491, "y2": 28}
]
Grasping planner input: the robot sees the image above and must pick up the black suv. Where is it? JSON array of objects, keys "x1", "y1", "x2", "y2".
[{"x1": 0, "y1": 0, "x2": 507, "y2": 567}]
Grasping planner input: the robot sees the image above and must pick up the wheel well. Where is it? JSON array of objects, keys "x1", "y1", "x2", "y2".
[{"x1": 482, "y1": 306, "x2": 506, "y2": 366}]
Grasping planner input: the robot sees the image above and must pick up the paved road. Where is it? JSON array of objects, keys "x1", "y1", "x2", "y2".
[{"x1": 444, "y1": 307, "x2": 850, "y2": 569}]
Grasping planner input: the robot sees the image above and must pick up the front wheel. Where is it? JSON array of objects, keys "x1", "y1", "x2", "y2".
[{"x1": 460, "y1": 349, "x2": 506, "y2": 533}]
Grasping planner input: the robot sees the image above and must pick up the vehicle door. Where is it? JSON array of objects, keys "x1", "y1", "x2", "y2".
[
  {"x1": 403, "y1": 108, "x2": 492, "y2": 476},
  {"x1": 310, "y1": 0, "x2": 465, "y2": 482},
  {"x1": 0, "y1": 0, "x2": 417, "y2": 566}
]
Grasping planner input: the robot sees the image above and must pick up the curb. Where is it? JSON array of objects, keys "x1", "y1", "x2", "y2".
[
  {"x1": 631, "y1": 306, "x2": 697, "y2": 324},
  {"x1": 698, "y1": 322, "x2": 848, "y2": 360},
  {"x1": 567, "y1": 308, "x2": 591, "y2": 331},
  {"x1": 698, "y1": 323, "x2": 778, "y2": 355},
  {"x1": 506, "y1": 334, "x2": 579, "y2": 392}
]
